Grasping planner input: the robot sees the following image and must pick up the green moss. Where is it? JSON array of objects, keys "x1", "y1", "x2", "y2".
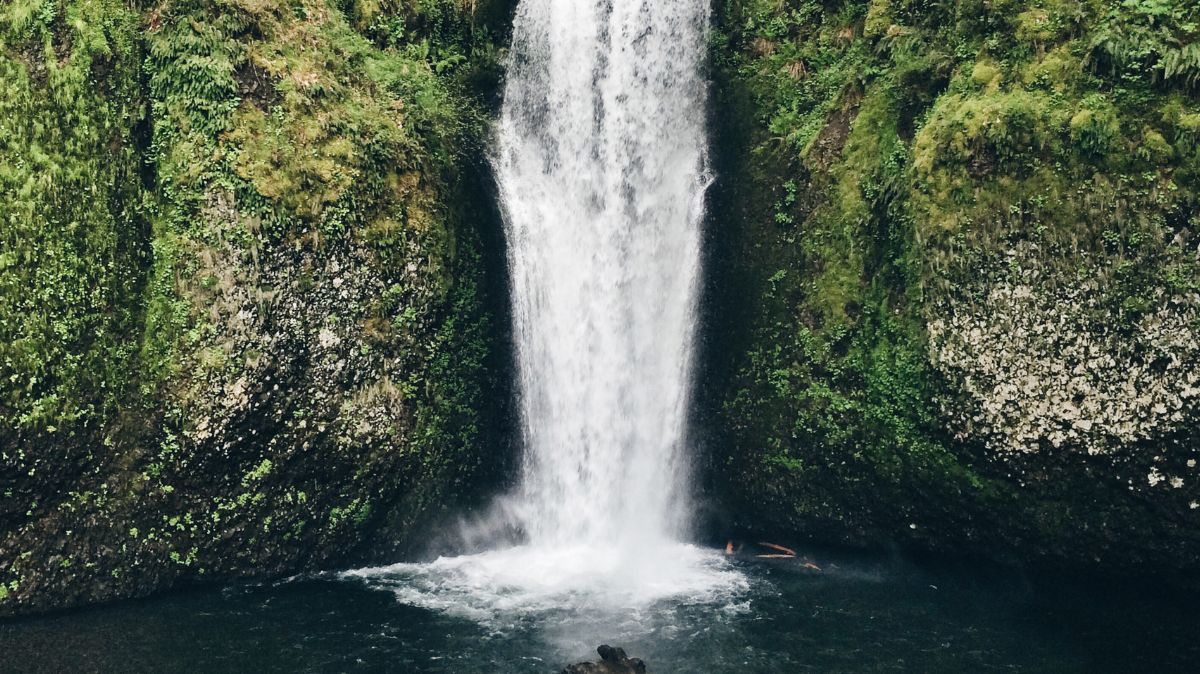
[
  {"x1": 863, "y1": 0, "x2": 893, "y2": 39},
  {"x1": 1, "y1": 0, "x2": 516, "y2": 616},
  {"x1": 970, "y1": 61, "x2": 1001, "y2": 88},
  {"x1": 710, "y1": 0, "x2": 1200, "y2": 567},
  {"x1": 0, "y1": 0, "x2": 148, "y2": 433},
  {"x1": 1069, "y1": 102, "x2": 1118, "y2": 156}
]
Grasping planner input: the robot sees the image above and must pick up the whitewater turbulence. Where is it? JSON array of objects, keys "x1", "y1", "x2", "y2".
[
  {"x1": 501, "y1": 0, "x2": 710, "y2": 550},
  {"x1": 344, "y1": 0, "x2": 744, "y2": 640}
]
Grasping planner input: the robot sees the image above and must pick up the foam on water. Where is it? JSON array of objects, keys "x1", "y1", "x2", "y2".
[
  {"x1": 344, "y1": 544, "x2": 747, "y2": 622},
  {"x1": 342, "y1": 543, "x2": 750, "y2": 656}
]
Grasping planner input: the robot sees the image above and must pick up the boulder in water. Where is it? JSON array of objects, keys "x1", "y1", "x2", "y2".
[{"x1": 561, "y1": 645, "x2": 647, "y2": 674}]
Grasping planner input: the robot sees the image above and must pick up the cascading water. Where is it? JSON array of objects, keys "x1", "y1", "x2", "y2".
[
  {"x1": 344, "y1": 0, "x2": 746, "y2": 649},
  {"x1": 498, "y1": 0, "x2": 710, "y2": 550}
]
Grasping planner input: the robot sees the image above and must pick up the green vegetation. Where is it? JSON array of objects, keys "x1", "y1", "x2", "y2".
[
  {"x1": 0, "y1": 0, "x2": 515, "y2": 616},
  {"x1": 2, "y1": 0, "x2": 1196, "y2": 616},
  {"x1": 0, "y1": 0, "x2": 147, "y2": 434},
  {"x1": 710, "y1": 0, "x2": 1199, "y2": 565}
]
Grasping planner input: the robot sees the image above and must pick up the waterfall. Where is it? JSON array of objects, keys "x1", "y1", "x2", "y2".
[
  {"x1": 496, "y1": 0, "x2": 711, "y2": 549},
  {"x1": 344, "y1": 0, "x2": 744, "y2": 634}
]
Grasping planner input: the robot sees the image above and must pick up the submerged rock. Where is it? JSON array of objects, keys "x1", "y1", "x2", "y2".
[{"x1": 562, "y1": 645, "x2": 648, "y2": 674}]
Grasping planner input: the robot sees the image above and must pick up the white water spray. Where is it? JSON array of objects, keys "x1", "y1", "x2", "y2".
[
  {"x1": 498, "y1": 0, "x2": 711, "y2": 548},
  {"x1": 345, "y1": 0, "x2": 744, "y2": 633}
]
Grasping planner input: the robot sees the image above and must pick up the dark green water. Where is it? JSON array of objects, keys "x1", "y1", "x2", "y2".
[{"x1": 1, "y1": 551, "x2": 1196, "y2": 673}]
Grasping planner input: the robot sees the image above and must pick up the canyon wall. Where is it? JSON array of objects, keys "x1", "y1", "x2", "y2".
[
  {"x1": 0, "y1": 0, "x2": 516, "y2": 615},
  {"x1": 702, "y1": 0, "x2": 1200, "y2": 579}
]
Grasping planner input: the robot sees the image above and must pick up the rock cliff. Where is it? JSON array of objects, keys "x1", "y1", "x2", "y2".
[
  {"x1": 702, "y1": 0, "x2": 1200, "y2": 579},
  {"x1": 0, "y1": 0, "x2": 516, "y2": 615}
]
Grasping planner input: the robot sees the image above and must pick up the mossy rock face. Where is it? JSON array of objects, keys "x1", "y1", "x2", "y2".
[
  {"x1": 0, "y1": 0, "x2": 150, "y2": 534},
  {"x1": 0, "y1": 0, "x2": 515, "y2": 616},
  {"x1": 704, "y1": 0, "x2": 1200, "y2": 577},
  {"x1": 3, "y1": 0, "x2": 1198, "y2": 617}
]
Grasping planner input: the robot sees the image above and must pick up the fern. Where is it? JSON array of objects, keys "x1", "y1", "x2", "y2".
[{"x1": 1088, "y1": 0, "x2": 1200, "y2": 90}]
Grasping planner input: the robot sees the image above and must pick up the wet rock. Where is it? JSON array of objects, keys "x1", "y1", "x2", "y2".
[
  {"x1": 927, "y1": 246, "x2": 1200, "y2": 457},
  {"x1": 562, "y1": 645, "x2": 647, "y2": 674}
]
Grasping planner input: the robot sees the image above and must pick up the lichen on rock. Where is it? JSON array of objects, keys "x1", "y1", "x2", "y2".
[{"x1": 928, "y1": 247, "x2": 1200, "y2": 456}]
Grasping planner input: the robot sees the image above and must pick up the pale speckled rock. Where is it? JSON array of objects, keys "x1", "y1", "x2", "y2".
[{"x1": 928, "y1": 248, "x2": 1200, "y2": 459}]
